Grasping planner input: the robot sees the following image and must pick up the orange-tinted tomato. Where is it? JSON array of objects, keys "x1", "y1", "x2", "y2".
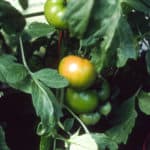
[{"x1": 58, "y1": 55, "x2": 96, "y2": 90}]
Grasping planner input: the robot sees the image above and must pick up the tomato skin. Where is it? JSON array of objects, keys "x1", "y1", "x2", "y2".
[
  {"x1": 100, "y1": 102, "x2": 112, "y2": 116},
  {"x1": 79, "y1": 112, "x2": 101, "y2": 126},
  {"x1": 44, "y1": 0, "x2": 67, "y2": 29},
  {"x1": 98, "y1": 79, "x2": 110, "y2": 101},
  {"x1": 58, "y1": 55, "x2": 96, "y2": 90},
  {"x1": 65, "y1": 88, "x2": 99, "y2": 114}
]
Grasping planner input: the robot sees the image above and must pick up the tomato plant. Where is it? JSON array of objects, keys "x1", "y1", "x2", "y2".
[
  {"x1": 44, "y1": 0, "x2": 67, "y2": 29},
  {"x1": 0, "y1": 0, "x2": 150, "y2": 150},
  {"x1": 58, "y1": 55, "x2": 97, "y2": 90},
  {"x1": 65, "y1": 88, "x2": 99, "y2": 114}
]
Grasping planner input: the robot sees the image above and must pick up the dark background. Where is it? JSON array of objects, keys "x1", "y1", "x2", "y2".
[{"x1": 0, "y1": 91, "x2": 39, "y2": 150}]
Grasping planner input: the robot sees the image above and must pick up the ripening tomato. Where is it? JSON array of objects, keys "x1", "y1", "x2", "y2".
[
  {"x1": 58, "y1": 55, "x2": 96, "y2": 90},
  {"x1": 65, "y1": 88, "x2": 99, "y2": 114},
  {"x1": 44, "y1": 0, "x2": 67, "y2": 29}
]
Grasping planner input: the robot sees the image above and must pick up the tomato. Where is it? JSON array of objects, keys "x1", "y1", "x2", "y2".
[
  {"x1": 44, "y1": 0, "x2": 67, "y2": 29},
  {"x1": 100, "y1": 102, "x2": 112, "y2": 116},
  {"x1": 58, "y1": 55, "x2": 96, "y2": 90},
  {"x1": 79, "y1": 112, "x2": 101, "y2": 126},
  {"x1": 65, "y1": 88, "x2": 99, "y2": 114},
  {"x1": 98, "y1": 79, "x2": 110, "y2": 101}
]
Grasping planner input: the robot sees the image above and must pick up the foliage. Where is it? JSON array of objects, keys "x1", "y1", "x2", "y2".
[
  {"x1": 65, "y1": 0, "x2": 149, "y2": 72},
  {"x1": 105, "y1": 96, "x2": 137, "y2": 144},
  {"x1": 0, "y1": 0, "x2": 25, "y2": 33},
  {"x1": 138, "y1": 90, "x2": 150, "y2": 115},
  {"x1": 0, "y1": 0, "x2": 150, "y2": 150},
  {"x1": 25, "y1": 22, "x2": 56, "y2": 40},
  {"x1": 0, "y1": 126, "x2": 10, "y2": 150},
  {"x1": 92, "y1": 133, "x2": 118, "y2": 150}
]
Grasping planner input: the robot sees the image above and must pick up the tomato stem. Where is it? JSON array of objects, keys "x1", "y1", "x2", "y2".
[
  {"x1": 77, "y1": 40, "x2": 83, "y2": 56},
  {"x1": 60, "y1": 88, "x2": 65, "y2": 106},
  {"x1": 19, "y1": 36, "x2": 32, "y2": 74},
  {"x1": 63, "y1": 105, "x2": 90, "y2": 134},
  {"x1": 53, "y1": 138, "x2": 56, "y2": 150},
  {"x1": 58, "y1": 31, "x2": 63, "y2": 58}
]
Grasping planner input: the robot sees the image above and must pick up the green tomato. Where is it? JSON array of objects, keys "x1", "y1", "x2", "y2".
[
  {"x1": 65, "y1": 88, "x2": 99, "y2": 114},
  {"x1": 100, "y1": 102, "x2": 112, "y2": 116},
  {"x1": 98, "y1": 79, "x2": 110, "y2": 101},
  {"x1": 79, "y1": 112, "x2": 101, "y2": 126},
  {"x1": 44, "y1": 0, "x2": 67, "y2": 29}
]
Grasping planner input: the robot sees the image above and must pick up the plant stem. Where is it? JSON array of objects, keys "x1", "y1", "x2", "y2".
[
  {"x1": 19, "y1": 36, "x2": 31, "y2": 73},
  {"x1": 77, "y1": 40, "x2": 82, "y2": 56},
  {"x1": 134, "y1": 86, "x2": 142, "y2": 97},
  {"x1": 53, "y1": 138, "x2": 56, "y2": 150},
  {"x1": 79, "y1": 40, "x2": 82, "y2": 51},
  {"x1": 63, "y1": 105, "x2": 90, "y2": 134},
  {"x1": 58, "y1": 31, "x2": 63, "y2": 58},
  {"x1": 60, "y1": 88, "x2": 64, "y2": 106}
]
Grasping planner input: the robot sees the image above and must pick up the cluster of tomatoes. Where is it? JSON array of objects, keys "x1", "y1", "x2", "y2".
[
  {"x1": 44, "y1": 0, "x2": 112, "y2": 126},
  {"x1": 58, "y1": 55, "x2": 112, "y2": 126}
]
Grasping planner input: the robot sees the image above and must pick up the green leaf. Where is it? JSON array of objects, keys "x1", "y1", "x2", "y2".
[
  {"x1": 145, "y1": 50, "x2": 150, "y2": 75},
  {"x1": 138, "y1": 90, "x2": 150, "y2": 115},
  {"x1": 92, "y1": 133, "x2": 118, "y2": 150},
  {"x1": 0, "y1": 55, "x2": 32, "y2": 94},
  {"x1": 64, "y1": 0, "x2": 94, "y2": 38},
  {"x1": 18, "y1": 0, "x2": 28, "y2": 10},
  {"x1": 25, "y1": 22, "x2": 56, "y2": 40},
  {"x1": 105, "y1": 96, "x2": 137, "y2": 144},
  {"x1": 82, "y1": 0, "x2": 121, "y2": 47},
  {"x1": 0, "y1": 55, "x2": 28, "y2": 83},
  {"x1": 123, "y1": 0, "x2": 150, "y2": 14},
  {"x1": 0, "y1": 126, "x2": 10, "y2": 150},
  {"x1": 63, "y1": 118, "x2": 74, "y2": 132},
  {"x1": 10, "y1": 76, "x2": 32, "y2": 94},
  {"x1": 31, "y1": 81, "x2": 56, "y2": 136},
  {"x1": 89, "y1": 0, "x2": 122, "y2": 72},
  {"x1": 116, "y1": 17, "x2": 137, "y2": 67},
  {"x1": 0, "y1": 55, "x2": 31, "y2": 94},
  {"x1": 0, "y1": 54, "x2": 16, "y2": 64},
  {"x1": 0, "y1": 69, "x2": 6, "y2": 83},
  {"x1": 5, "y1": 64, "x2": 28, "y2": 83},
  {"x1": 44, "y1": 86, "x2": 63, "y2": 121},
  {"x1": 33, "y1": 68, "x2": 69, "y2": 89},
  {"x1": 0, "y1": 55, "x2": 15, "y2": 73},
  {"x1": 0, "y1": 0, "x2": 26, "y2": 33}
]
